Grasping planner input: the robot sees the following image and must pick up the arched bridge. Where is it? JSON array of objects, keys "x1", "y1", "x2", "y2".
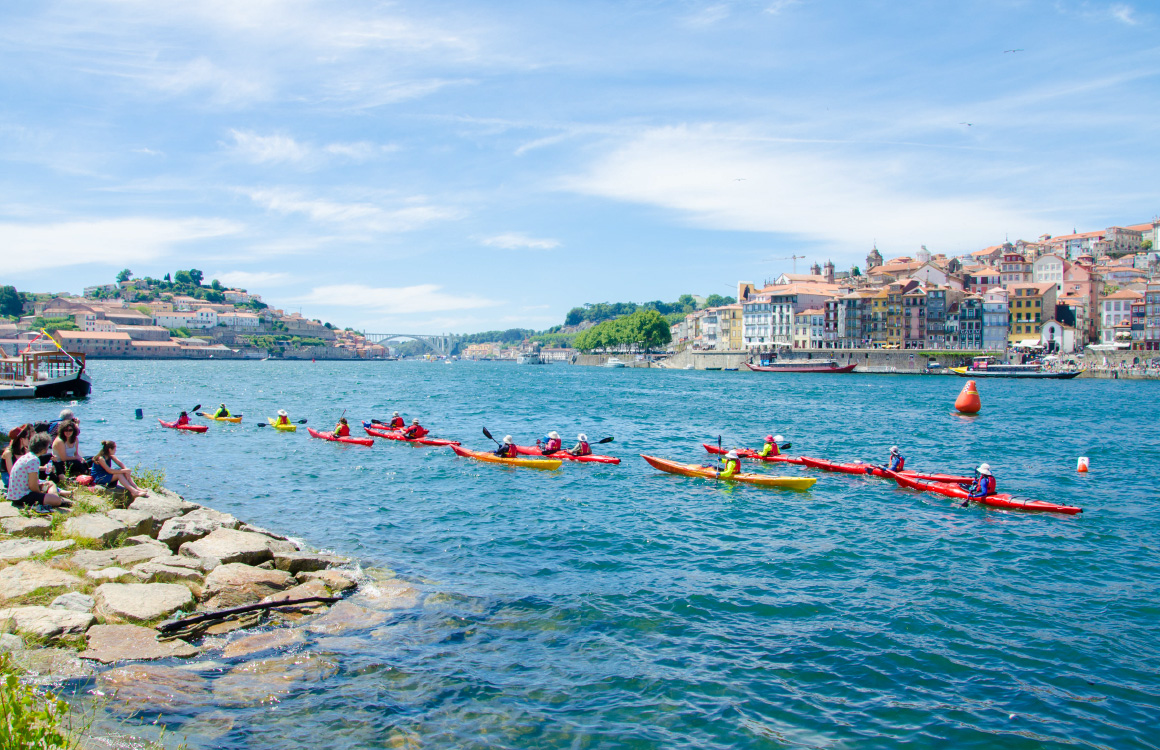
[{"x1": 364, "y1": 333, "x2": 458, "y2": 356}]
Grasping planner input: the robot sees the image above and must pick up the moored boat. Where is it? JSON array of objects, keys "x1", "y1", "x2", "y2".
[
  {"x1": 0, "y1": 350, "x2": 91, "y2": 400},
  {"x1": 745, "y1": 359, "x2": 856, "y2": 374},
  {"x1": 604, "y1": 357, "x2": 627, "y2": 368},
  {"x1": 950, "y1": 356, "x2": 1083, "y2": 379},
  {"x1": 642, "y1": 454, "x2": 816, "y2": 490}
]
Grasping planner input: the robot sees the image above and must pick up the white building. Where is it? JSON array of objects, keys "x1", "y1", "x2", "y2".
[
  {"x1": 742, "y1": 295, "x2": 773, "y2": 348},
  {"x1": 153, "y1": 309, "x2": 217, "y2": 330},
  {"x1": 1032, "y1": 254, "x2": 1067, "y2": 290},
  {"x1": 218, "y1": 312, "x2": 260, "y2": 329},
  {"x1": 74, "y1": 312, "x2": 115, "y2": 332},
  {"x1": 982, "y1": 287, "x2": 1008, "y2": 352},
  {"x1": 1040, "y1": 321, "x2": 1078, "y2": 354},
  {"x1": 1098, "y1": 290, "x2": 1142, "y2": 344}
]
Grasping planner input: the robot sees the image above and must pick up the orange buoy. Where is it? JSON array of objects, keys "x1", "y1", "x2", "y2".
[
  {"x1": 955, "y1": 380, "x2": 981, "y2": 414},
  {"x1": 1077, "y1": 457, "x2": 1089, "y2": 473}
]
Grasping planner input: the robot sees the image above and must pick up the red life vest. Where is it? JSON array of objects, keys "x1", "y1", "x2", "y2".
[
  {"x1": 334, "y1": 423, "x2": 350, "y2": 437},
  {"x1": 575, "y1": 441, "x2": 590, "y2": 456},
  {"x1": 389, "y1": 417, "x2": 404, "y2": 429},
  {"x1": 544, "y1": 438, "x2": 562, "y2": 452}
]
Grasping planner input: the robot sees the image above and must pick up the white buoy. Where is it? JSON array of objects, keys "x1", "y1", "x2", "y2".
[{"x1": 1077, "y1": 457, "x2": 1090, "y2": 473}]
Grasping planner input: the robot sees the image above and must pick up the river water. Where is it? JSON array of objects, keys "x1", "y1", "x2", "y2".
[{"x1": 2, "y1": 360, "x2": 1157, "y2": 749}]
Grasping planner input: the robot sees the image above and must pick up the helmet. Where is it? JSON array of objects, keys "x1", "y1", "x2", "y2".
[
  {"x1": 548, "y1": 431, "x2": 560, "y2": 440},
  {"x1": 977, "y1": 463, "x2": 992, "y2": 476},
  {"x1": 503, "y1": 435, "x2": 513, "y2": 444},
  {"x1": 890, "y1": 445, "x2": 900, "y2": 455},
  {"x1": 774, "y1": 435, "x2": 784, "y2": 443},
  {"x1": 412, "y1": 419, "x2": 420, "y2": 424},
  {"x1": 393, "y1": 411, "x2": 400, "y2": 417},
  {"x1": 726, "y1": 450, "x2": 739, "y2": 459},
  {"x1": 578, "y1": 433, "x2": 588, "y2": 441},
  {"x1": 765, "y1": 435, "x2": 775, "y2": 442},
  {"x1": 277, "y1": 409, "x2": 287, "y2": 416}
]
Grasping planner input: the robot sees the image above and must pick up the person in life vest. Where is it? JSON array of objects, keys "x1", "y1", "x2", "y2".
[
  {"x1": 759, "y1": 434, "x2": 782, "y2": 458},
  {"x1": 869, "y1": 446, "x2": 905, "y2": 473},
  {"x1": 538, "y1": 430, "x2": 562, "y2": 455},
  {"x1": 494, "y1": 435, "x2": 518, "y2": 458},
  {"x1": 213, "y1": 403, "x2": 231, "y2": 418},
  {"x1": 569, "y1": 433, "x2": 591, "y2": 457},
  {"x1": 275, "y1": 409, "x2": 290, "y2": 426},
  {"x1": 175, "y1": 411, "x2": 191, "y2": 426},
  {"x1": 966, "y1": 464, "x2": 997, "y2": 499},
  {"x1": 403, "y1": 419, "x2": 426, "y2": 439},
  {"x1": 333, "y1": 417, "x2": 351, "y2": 437},
  {"x1": 388, "y1": 412, "x2": 405, "y2": 429},
  {"x1": 718, "y1": 450, "x2": 741, "y2": 479}
]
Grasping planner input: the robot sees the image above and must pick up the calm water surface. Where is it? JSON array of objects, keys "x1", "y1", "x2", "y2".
[{"x1": 3, "y1": 360, "x2": 1158, "y2": 749}]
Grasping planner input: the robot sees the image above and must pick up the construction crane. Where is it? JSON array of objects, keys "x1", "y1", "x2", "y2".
[{"x1": 764, "y1": 254, "x2": 807, "y2": 274}]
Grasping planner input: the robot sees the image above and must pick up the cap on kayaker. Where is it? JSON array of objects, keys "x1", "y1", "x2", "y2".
[
  {"x1": 774, "y1": 435, "x2": 784, "y2": 443},
  {"x1": 765, "y1": 435, "x2": 775, "y2": 442},
  {"x1": 977, "y1": 463, "x2": 992, "y2": 476},
  {"x1": 726, "y1": 450, "x2": 739, "y2": 459},
  {"x1": 412, "y1": 419, "x2": 420, "y2": 424},
  {"x1": 890, "y1": 445, "x2": 900, "y2": 455},
  {"x1": 548, "y1": 431, "x2": 560, "y2": 440},
  {"x1": 577, "y1": 433, "x2": 587, "y2": 441},
  {"x1": 277, "y1": 409, "x2": 287, "y2": 416},
  {"x1": 503, "y1": 435, "x2": 513, "y2": 444},
  {"x1": 393, "y1": 411, "x2": 400, "y2": 417}
]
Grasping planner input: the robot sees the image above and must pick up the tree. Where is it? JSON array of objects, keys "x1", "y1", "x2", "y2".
[
  {"x1": 0, "y1": 286, "x2": 24, "y2": 317},
  {"x1": 852, "y1": 266, "x2": 862, "y2": 277},
  {"x1": 677, "y1": 294, "x2": 697, "y2": 311},
  {"x1": 189, "y1": 269, "x2": 204, "y2": 286},
  {"x1": 211, "y1": 279, "x2": 223, "y2": 291},
  {"x1": 116, "y1": 269, "x2": 133, "y2": 283},
  {"x1": 174, "y1": 270, "x2": 192, "y2": 285},
  {"x1": 1143, "y1": 240, "x2": 1153, "y2": 252},
  {"x1": 164, "y1": 273, "x2": 171, "y2": 283},
  {"x1": 703, "y1": 294, "x2": 736, "y2": 308}
]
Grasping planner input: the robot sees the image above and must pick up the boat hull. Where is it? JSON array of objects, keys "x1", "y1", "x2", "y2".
[
  {"x1": 267, "y1": 418, "x2": 297, "y2": 432},
  {"x1": 882, "y1": 469, "x2": 1082, "y2": 514},
  {"x1": 363, "y1": 425, "x2": 460, "y2": 446},
  {"x1": 158, "y1": 419, "x2": 208, "y2": 433},
  {"x1": 745, "y1": 362, "x2": 856, "y2": 374},
  {"x1": 307, "y1": 427, "x2": 374, "y2": 446},
  {"x1": 514, "y1": 445, "x2": 620, "y2": 464},
  {"x1": 0, "y1": 370, "x2": 92, "y2": 400},
  {"x1": 950, "y1": 367, "x2": 1083, "y2": 379},
  {"x1": 702, "y1": 443, "x2": 804, "y2": 465},
  {"x1": 642, "y1": 454, "x2": 816, "y2": 490},
  {"x1": 449, "y1": 444, "x2": 562, "y2": 469}
]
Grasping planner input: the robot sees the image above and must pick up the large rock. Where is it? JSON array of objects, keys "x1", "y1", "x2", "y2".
[
  {"x1": 0, "y1": 561, "x2": 83, "y2": 602},
  {"x1": 221, "y1": 628, "x2": 306, "y2": 659},
  {"x1": 156, "y1": 508, "x2": 239, "y2": 551},
  {"x1": 132, "y1": 560, "x2": 205, "y2": 585},
  {"x1": 201, "y1": 564, "x2": 294, "y2": 610},
  {"x1": 298, "y1": 569, "x2": 358, "y2": 592},
  {"x1": 8, "y1": 647, "x2": 96, "y2": 685},
  {"x1": 353, "y1": 577, "x2": 421, "y2": 611},
  {"x1": 273, "y1": 552, "x2": 350, "y2": 575},
  {"x1": 0, "y1": 632, "x2": 21, "y2": 652},
  {"x1": 128, "y1": 495, "x2": 195, "y2": 527},
  {"x1": 0, "y1": 539, "x2": 74, "y2": 561},
  {"x1": 0, "y1": 502, "x2": 21, "y2": 519},
  {"x1": 69, "y1": 544, "x2": 172, "y2": 572},
  {"x1": 179, "y1": 528, "x2": 275, "y2": 568},
  {"x1": 94, "y1": 583, "x2": 193, "y2": 623},
  {"x1": 104, "y1": 509, "x2": 154, "y2": 537},
  {"x1": 260, "y1": 580, "x2": 332, "y2": 616},
  {"x1": 238, "y1": 522, "x2": 291, "y2": 541},
  {"x1": 302, "y1": 600, "x2": 388, "y2": 636},
  {"x1": 212, "y1": 653, "x2": 339, "y2": 708},
  {"x1": 87, "y1": 567, "x2": 133, "y2": 582},
  {"x1": 0, "y1": 605, "x2": 95, "y2": 639},
  {"x1": 96, "y1": 664, "x2": 210, "y2": 712},
  {"x1": 50, "y1": 592, "x2": 95, "y2": 613},
  {"x1": 184, "y1": 507, "x2": 240, "y2": 530},
  {"x1": 79, "y1": 624, "x2": 199, "y2": 664},
  {"x1": 60, "y1": 514, "x2": 128, "y2": 545},
  {"x1": 1, "y1": 516, "x2": 51, "y2": 538}
]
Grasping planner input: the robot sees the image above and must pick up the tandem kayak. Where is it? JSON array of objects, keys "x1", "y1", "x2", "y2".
[
  {"x1": 267, "y1": 418, "x2": 297, "y2": 432},
  {"x1": 702, "y1": 443, "x2": 804, "y2": 465},
  {"x1": 449, "y1": 445, "x2": 562, "y2": 470},
  {"x1": 363, "y1": 425, "x2": 460, "y2": 447},
  {"x1": 198, "y1": 412, "x2": 243, "y2": 423},
  {"x1": 307, "y1": 427, "x2": 374, "y2": 446},
  {"x1": 798, "y1": 456, "x2": 973, "y2": 484},
  {"x1": 881, "y1": 469, "x2": 1083, "y2": 515},
  {"x1": 158, "y1": 419, "x2": 208, "y2": 433},
  {"x1": 514, "y1": 445, "x2": 620, "y2": 464},
  {"x1": 641, "y1": 455, "x2": 817, "y2": 490}
]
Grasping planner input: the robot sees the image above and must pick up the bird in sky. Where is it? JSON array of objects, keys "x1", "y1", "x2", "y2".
[
  {"x1": 959, "y1": 122, "x2": 973, "y2": 127},
  {"x1": 1004, "y1": 49, "x2": 1024, "y2": 53}
]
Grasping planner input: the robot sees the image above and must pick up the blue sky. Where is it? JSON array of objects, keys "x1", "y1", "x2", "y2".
[{"x1": 2, "y1": 0, "x2": 1157, "y2": 334}]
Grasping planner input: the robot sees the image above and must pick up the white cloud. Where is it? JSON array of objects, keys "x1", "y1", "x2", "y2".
[
  {"x1": 227, "y1": 129, "x2": 397, "y2": 165},
  {"x1": 210, "y1": 271, "x2": 291, "y2": 289},
  {"x1": 294, "y1": 284, "x2": 498, "y2": 315},
  {"x1": 481, "y1": 232, "x2": 561, "y2": 250},
  {"x1": 1109, "y1": 3, "x2": 1138, "y2": 24},
  {"x1": 242, "y1": 188, "x2": 460, "y2": 233},
  {"x1": 0, "y1": 217, "x2": 241, "y2": 273},
  {"x1": 563, "y1": 125, "x2": 1041, "y2": 251},
  {"x1": 765, "y1": 0, "x2": 803, "y2": 15},
  {"x1": 683, "y1": 4, "x2": 731, "y2": 28}
]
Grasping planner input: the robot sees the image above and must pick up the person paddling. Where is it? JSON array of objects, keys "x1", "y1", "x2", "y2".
[
  {"x1": 494, "y1": 435, "x2": 518, "y2": 458},
  {"x1": 538, "y1": 430, "x2": 562, "y2": 455},
  {"x1": 759, "y1": 435, "x2": 782, "y2": 458},
  {"x1": 175, "y1": 411, "x2": 191, "y2": 426},
  {"x1": 869, "y1": 445, "x2": 905, "y2": 474},
  {"x1": 388, "y1": 412, "x2": 405, "y2": 429},
  {"x1": 569, "y1": 433, "x2": 591, "y2": 457},
  {"x1": 403, "y1": 419, "x2": 426, "y2": 439},
  {"x1": 213, "y1": 403, "x2": 231, "y2": 418},
  {"x1": 333, "y1": 417, "x2": 351, "y2": 437},
  {"x1": 275, "y1": 409, "x2": 291, "y2": 427},
  {"x1": 965, "y1": 464, "x2": 996, "y2": 499},
  {"x1": 718, "y1": 450, "x2": 741, "y2": 479}
]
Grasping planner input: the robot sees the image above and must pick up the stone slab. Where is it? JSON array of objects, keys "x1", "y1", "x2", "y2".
[
  {"x1": 179, "y1": 528, "x2": 274, "y2": 568},
  {"x1": 0, "y1": 561, "x2": 83, "y2": 602},
  {"x1": 0, "y1": 502, "x2": 21, "y2": 519},
  {"x1": 273, "y1": 552, "x2": 350, "y2": 574},
  {"x1": 104, "y1": 509, "x2": 154, "y2": 537},
  {"x1": 302, "y1": 600, "x2": 388, "y2": 636},
  {"x1": 298, "y1": 569, "x2": 357, "y2": 592},
  {"x1": 50, "y1": 592, "x2": 95, "y2": 613},
  {"x1": 0, "y1": 605, "x2": 95, "y2": 639},
  {"x1": 221, "y1": 628, "x2": 306, "y2": 659},
  {"x1": 132, "y1": 560, "x2": 205, "y2": 585},
  {"x1": 1, "y1": 516, "x2": 52, "y2": 538},
  {"x1": 87, "y1": 567, "x2": 133, "y2": 582},
  {"x1": 61, "y1": 514, "x2": 128, "y2": 545},
  {"x1": 94, "y1": 582, "x2": 193, "y2": 623},
  {"x1": 0, "y1": 539, "x2": 74, "y2": 562},
  {"x1": 79, "y1": 624, "x2": 199, "y2": 663}
]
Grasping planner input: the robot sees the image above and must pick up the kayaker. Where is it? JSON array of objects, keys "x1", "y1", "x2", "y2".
[
  {"x1": 275, "y1": 409, "x2": 291, "y2": 426},
  {"x1": 175, "y1": 411, "x2": 191, "y2": 427},
  {"x1": 718, "y1": 450, "x2": 741, "y2": 479},
  {"x1": 213, "y1": 403, "x2": 231, "y2": 418},
  {"x1": 758, "y1": 435, "x2": 782, "y2": 458},
  {"x1": 387, "y1": 412, "x2": 405, "y2": 429},
  {"x1": 403, "y1": 419, "x2": 426, "y2": 439},
  {"x1": 538, "y1": 431, "x2": 562, "y2": 455},
  {"x1": 569, "y1": 433, "x2": 591, "y2": 457},
  {"x1": 494, "y1": 435, "x2": 518, "y2": 458},
  {"x1": 966, "y1": 464, "x2": 996, "y2": 499},
  {"x1": 333, "y1": 417, "x2": 351, "y2": 437},
  {"x1": 869, "y1": 446, "x2": 905, "y2": 473}
]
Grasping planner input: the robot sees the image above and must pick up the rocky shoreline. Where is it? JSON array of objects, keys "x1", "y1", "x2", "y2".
[{"x1": 0, "y1": 483, "x2": 417, "y2": 746}]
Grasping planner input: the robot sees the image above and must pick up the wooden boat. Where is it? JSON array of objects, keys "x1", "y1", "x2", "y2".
[
  {"x1": 0, "y1": 350, "x2": 91, "y2": 400},
  {"x1": 745, "y1": 360, "x2": 856, "y2": 374}
]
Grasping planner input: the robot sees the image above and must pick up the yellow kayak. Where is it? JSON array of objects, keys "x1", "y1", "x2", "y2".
[
  {"x1": 450, "y1": 445, "x2": 562, "y2": 470},
  {"x1": 642, "y1": 455, "x2": 817, "y2": 490},
  {"x1": 198, "y1": 411, "x2": 243, "y2": 423},
  {"x1": 267, "y1": 418, "x2": 297, "y2": 432}
]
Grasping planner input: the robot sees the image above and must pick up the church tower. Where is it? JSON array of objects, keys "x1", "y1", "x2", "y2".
[
  {"x1": 823, "y1": 259, "x2": 835, "y2": 283},
  {"x1": 866, "y1": 244, "x2": 884, "y2": 270}
]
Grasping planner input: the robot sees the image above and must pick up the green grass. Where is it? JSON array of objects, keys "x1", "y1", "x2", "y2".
[
  {"x1": 0, "y1": 652, "x2": 79, "y2": 749},
  {"x1": 130, "y1": 466, "x2": 166, "y2": 493}
]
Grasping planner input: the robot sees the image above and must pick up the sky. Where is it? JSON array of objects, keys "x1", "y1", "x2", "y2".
[{"x1": 1, "y1": 0, "x2": 1158, "y2": 334}]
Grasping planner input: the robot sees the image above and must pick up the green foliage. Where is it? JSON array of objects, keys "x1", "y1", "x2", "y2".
[
  {"x1": 703, "y1": 294, "x2": 737, "y2": 308},
  {"x1": 241, "y1": 334, "x2": 327, "y2": 351},
  {"x1": 563, "y1": 296, "x2": 709, "y2": 327},
  {"x1": 131, "y1": 464, "x2": 166, "y2": 493},
  {"x1": 1142, "y1": 240, "x2": 1153, "y2": 252},
  {"x1": 188, "y1": 269, "x2": 204, "y2": 286},
  {"x1": 173, "y1": 270, "x2": 192, "y2": 285},
  {"x1": 30, "y1": 318, "x2": 78, "y2": 334},
  {"x1": 0, "y1": 653, "x2": 77, "y2": 749},
  {"x1": 574, "y1": 309, "x2": 672, "y2": 352},
  {"x1": 451, "y1": 329, "x2": 534, "y2": 354},
  {"x1": 210, "y1": 279, "x2": 223, "y2": 291},
  {"x1": 115, "y1": 269, "x2": 132, "y2": 283},
  {"x1": 852, "y1": 266, "x2": 862, "y2": 277},
  {"x1": 168, "y1": 327, "x2": 192, "y2": 339},
  {"x1": 529, "y1": 332, "x2": 577, "y2": 348},
  {"x1": 0, "y1": 286, "x2": 25, "y2": 318}
]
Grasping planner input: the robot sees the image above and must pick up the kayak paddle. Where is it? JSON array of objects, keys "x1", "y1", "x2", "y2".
[
  {"x1": 780, "y1": 442, "x2": 792, "y2": 450},
  {"x1": 257, "y1": 419, "x2": 308, "y2": 428},
  {"x1": 482, "y1": 427, "x2": 501, "y2": 445},
  {"x1": 190, "y1": 404, "x2": 201, "y2": 413},
  {"x1": 597, "y1": 437, "x2": 614, "y2": 444}
]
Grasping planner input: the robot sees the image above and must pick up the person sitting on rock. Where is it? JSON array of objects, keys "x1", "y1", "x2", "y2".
[
  {"x1": 8, "y1": 434, "x2": 71, "y2": 512},
  {"x1": 90, "y1": 440, "x2": 149, "y2": 500}
]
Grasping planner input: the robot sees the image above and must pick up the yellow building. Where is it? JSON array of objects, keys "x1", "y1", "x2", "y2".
[
  {"x1": 718, "y1": 304, "x2": 744, "y2": 350},
  {"x1": 1007, "y1": 282, "x2": 1058, "y2": 346},
  {"x1": 870, "y1": 287, "x2": 890, "y2": 347}
]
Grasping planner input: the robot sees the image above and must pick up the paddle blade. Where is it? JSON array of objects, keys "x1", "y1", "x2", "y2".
[
  {"x1": 256, "y1": 423, "x2": 267, "y2": 427},
  {"x1": 298, "y1": 419, "x2": 308, "y2": 424},
  {"x1": 597, "y1": 437, "x2": 614, "y2": 444},
  {"x1": 191, "y1": 404, "x2": 201, "y2": 413},
  {"x1": 483, "y1": 427, "x2": 499, "y2": 444},
  {"x1": 780, "y1": 442, "x2": 792, "y2": 450}
]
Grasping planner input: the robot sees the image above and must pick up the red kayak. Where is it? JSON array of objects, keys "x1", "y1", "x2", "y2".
[
  {"x1": 158, "y1": 419, "x2": 208, "y2": 433},
  {"x1": 307, "y1": 427, "x2": 374, "y2": 447},
  {"x1": 798, "y1": 456, "x2": 973, "y2": 484},
  {"x1": 702, "y1": 444, "x2": 804, "y2": 465},
  {"x1": 882, "y1": 469, "x2": 1082, "y2": 515},
  {"x1": 363, "y1": 426, "x2": 460, "y2": 447},
  {"x1": 514, "y1": 445, "x2": 620, "y2": 464}
]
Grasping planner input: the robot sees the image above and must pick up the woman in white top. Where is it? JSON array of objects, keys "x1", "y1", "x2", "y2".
[
  {"x1": 51, "y1": 419, "x2": 86, "y2": 480},
  {"x1": 8, "y1": 434, "x2": 69, "y2": 510}
]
